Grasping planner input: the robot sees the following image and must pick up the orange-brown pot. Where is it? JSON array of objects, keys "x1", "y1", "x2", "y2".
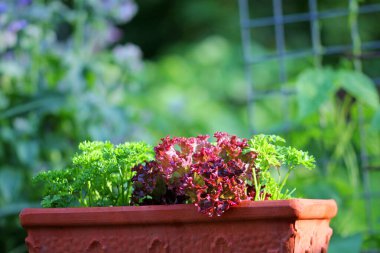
[{"x1": 20, "y1": 199, "x2": 337, "y2": 253}]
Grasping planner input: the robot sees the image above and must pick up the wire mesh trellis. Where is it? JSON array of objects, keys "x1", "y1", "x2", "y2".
[{"x1": 238, "y1": 0, "x2": 380, "y2": 251}]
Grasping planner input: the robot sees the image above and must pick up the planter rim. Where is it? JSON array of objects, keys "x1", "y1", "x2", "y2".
[{"x1": 20, "y1": 198, "x2": 337, "y2": 227}]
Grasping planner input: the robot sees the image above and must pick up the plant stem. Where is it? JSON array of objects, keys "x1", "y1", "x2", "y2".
[
  {"x1": 349, "y1": 0, "x2": 374, "y2": 232},
  {"x1": 87, "y1": 181, "x2": 92, "y2": 206},
  {"x1": 252, "y1": 167, "x2": 260, "y2": 201},
  {"x1": 119, "y1": 166, "x2": 126, "y2": 205},
  {"x1": 74, "y1": 0, "x2": 85, "y2": 52},
  {"x1": 125, "y1": 169, "x2": 132, "y2": 205},
  {"x1": 278, "y1": 169, "x2": 291, "y2": 195},
  {"x1": 349, "y1": 0, "x2": 362, "y2": 71}
]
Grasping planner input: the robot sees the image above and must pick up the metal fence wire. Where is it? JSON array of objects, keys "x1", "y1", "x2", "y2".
[{"x1": 238, "y1": 0, "x2": 380, "y2": 251}]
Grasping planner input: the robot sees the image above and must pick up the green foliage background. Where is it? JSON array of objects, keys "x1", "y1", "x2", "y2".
[{"x1": 0, "y1": 0, "x2": 379, "y2": 252}]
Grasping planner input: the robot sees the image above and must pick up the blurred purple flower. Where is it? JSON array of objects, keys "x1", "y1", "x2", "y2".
[
  {"x1": 4, "y1": 52, "x2": 14, "y2": 60},
  {"x1": 0, "y1": 3, "x2": 7, "y2": 14},
  {"x1": 117, "y1": 1, "x2": 137, "y2": 22},
  {"x1": 107, "y1": 26, "x2": 122, "y2": 44},
  {"x1": 2, "y1": 31, "x2": 17, "y2": 48},
  {"x1": 18, "y1": 0, "x2": 32, "y2": 6},
  {"x1": 8, "y1": 20, "x2": 28, "y2": 32},
  {"x1": 113, "y1": 43, "x2": 143, "y2": 71}
]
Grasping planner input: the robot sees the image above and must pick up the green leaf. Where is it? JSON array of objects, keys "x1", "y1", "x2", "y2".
[
  {"x1": 0, "y1": 92, "x2": 9, "y2": 110},
  {"x1": 329, "y1": 234, "x2": 363, "y2": 253},
  {"x1": 0, "y1": 169, "x2": 23, "y2": 204},
  {"x1": 371, "y1": 107, "x2": 380, "y2": 130},
  {"x1": 337, "y1": 70, "x2": 379, "y2": 109},
  {"x1": 0, "y1": 95, "x2": 65, "y2": 120},
  {"x1": 0, "y1": 202, "x2": 40, "y2": 218},
  {"x1": 16, "y1": 141, "x2": 39, "y2": 165},
  {"x1": 296, "y1": 68, "x2": 337, "y2": 119},
  {"x1": 0, "y1": 61, "x2": 24, "y2": 78}
]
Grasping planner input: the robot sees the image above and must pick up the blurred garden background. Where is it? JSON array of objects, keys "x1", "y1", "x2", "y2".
[{"x1": 0, "y1": 0, "x2": 379, "y2": 252}]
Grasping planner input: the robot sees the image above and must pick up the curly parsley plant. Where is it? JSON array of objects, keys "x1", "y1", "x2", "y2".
[{"x1": 34, "y1": 141, "x2": 154, "y2": 207}]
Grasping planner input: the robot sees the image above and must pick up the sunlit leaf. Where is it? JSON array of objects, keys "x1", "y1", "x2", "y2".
[
  {"x1": 296, "y1": 68, "x2": 337, "y2": 119},
  {"x1": 337, "y1": 70, "x2": 379, "y2": 109},
  {"x1": 371, "y1": 107, "x2": 380, "y2": 130}
]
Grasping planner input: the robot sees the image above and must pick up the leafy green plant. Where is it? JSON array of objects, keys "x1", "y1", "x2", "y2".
[
  {"x1": 34, "y1": 141, "x2": 154, "y2": 207},
  {"x1": 35, "y1": 132, "x2": 315, "y2": 218},
  {"x1": 245, "y1": 135, "x2": 315, "y2": 201}
]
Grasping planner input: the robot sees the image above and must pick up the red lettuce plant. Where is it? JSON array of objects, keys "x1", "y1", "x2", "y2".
[
  {"x1": 132, "y1": 132, "x2": 315, "y2": 217},
  {"x1": 133, "y1": 132, "x2": 261, "y2": 216}
]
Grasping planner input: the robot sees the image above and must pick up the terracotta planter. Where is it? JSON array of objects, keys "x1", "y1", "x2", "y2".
[{"x1": 20, "y1": 199, "x2": 337, "y2": 253}]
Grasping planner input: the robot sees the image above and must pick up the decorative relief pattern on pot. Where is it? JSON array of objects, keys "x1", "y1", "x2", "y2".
[
  {"x1": 25, "y1": 237, "x2": 40, "y2": 253},
  {"x1": 293, "y1": 220, "x2": 333, "y2": 253},
  {"x1": 22, "y1": 219, "x2": 334, "y2": 253},
  {"x1": 211, "y1": 237, "x2": 231, "y2": 253},
  {"x1": 86, "y1": 240, "x2": 106, "y2": 253},
  {"x1": 148, "y1": 239, "x2": 168, "y2": 253}
]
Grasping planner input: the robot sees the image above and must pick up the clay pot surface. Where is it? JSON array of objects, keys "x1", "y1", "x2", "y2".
[{"x1": 20, "y1": 199, "x2": 337, "y2": 253}]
